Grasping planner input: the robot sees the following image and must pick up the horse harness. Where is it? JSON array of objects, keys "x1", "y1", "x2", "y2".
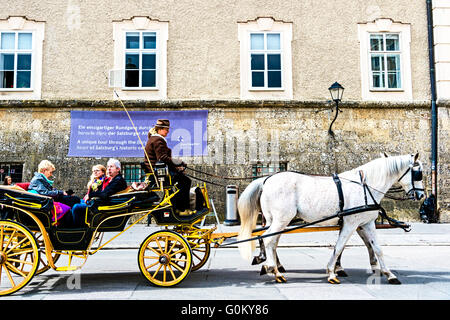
[
  {"x1": 331, "y1": 160, "x2": 423, "y2": 232},
  {"x1": 222, "y1": 165, "x2": 417, "y2": 247}
]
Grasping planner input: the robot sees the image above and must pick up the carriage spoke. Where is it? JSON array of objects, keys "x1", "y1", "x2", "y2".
[
  {"x1": 6, "y1": 236, "x2": 29, "y2": 255},
  {"x1": 167, "y1": 264, "x2": 176, "y2": 280},
  {"x1": 5, "y1": 262, "x2": 27, "y2": 278},
  {"x1": 7, "y1": 258, "x2": 34, "y2": 266},
  {"x1": 164, "y1": 237, "x2": 169, "y2": 253},
  {"x1": 0, "y1": 226, "x2": 4, "y2": 251},
  {"x1": 155, "y1": 239, "x2": 164, "y2": 254},
  {"x1": 168, "y1": 239, "x2": 177, "y2": 255},
  {"x1": 145, "y1": 260, "x2": 160, "y2": 270},
  {"x1": 152, "y1": 263, "x2": 163, "y2": 278},
  {"x1": 148, "y1": 246, "x2": 162, "y2": 256},
  {"x1": 170, "y1": 261, "x2": 185, "y2": 273},
  {"x1": 4, "y1": 266, "x2": 16, "y2": 287},
  {"x1": 163, "y1": 265, "x2": 167, "y2": 282},
  {"x1": 3, "y1": 230, "x2": 17, "y2": 252},
  {"x1": 8, "y1": 248, "x2": 34, "y2": 257},
  {"x1": 169, "y1": 247, "x2": 186, "y2": 257}
]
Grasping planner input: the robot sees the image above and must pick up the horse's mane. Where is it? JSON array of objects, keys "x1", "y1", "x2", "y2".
[{"x1": 343, "y1": 155, "x2": 412, "y2": 185}]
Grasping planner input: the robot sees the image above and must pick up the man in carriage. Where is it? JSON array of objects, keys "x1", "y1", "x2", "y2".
[{"x1": 143, "y1": 119, "x2": 195, "y2": 216}]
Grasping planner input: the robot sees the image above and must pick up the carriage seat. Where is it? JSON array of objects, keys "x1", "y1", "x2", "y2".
[
  {"x1": 0, "y1": 185, "x2": 55, "y2": 226},
  {"x1": 15, "y1": 182, "x2": 31, "y2": 191},
  {"x1": 87, "y1": 190, "x2": 160, "y2": 214}
]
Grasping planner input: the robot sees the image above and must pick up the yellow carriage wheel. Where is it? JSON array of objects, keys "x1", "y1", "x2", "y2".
[
  {"x1": 0, "y1": 220, "x2": 40, "y2": 296},
  {"x1": 186, "y1": 236, "x2": 211, "y2": 272},
  {"x1": 138, "y1": 230, "x2": 192, "y2": 287}
]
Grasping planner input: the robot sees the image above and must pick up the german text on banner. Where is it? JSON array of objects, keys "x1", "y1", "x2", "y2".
[{"x1": 68, "y1": 110, "x2": 208, "y2": 158}]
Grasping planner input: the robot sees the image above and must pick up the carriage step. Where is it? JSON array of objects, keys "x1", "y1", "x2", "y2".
[{"x1": 56, "y1": 266, "x2": 80, "y2": 271}]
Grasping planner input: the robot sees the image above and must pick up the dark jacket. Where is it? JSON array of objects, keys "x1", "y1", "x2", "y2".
[
  {"x1": 88, "y1": 173, "x2": 127, "y2": 200},
  {"x1": 28, "y1": 172, "x2": 64, "y2": 198},
  {"x1": 144, "y1": 135, "x2": 178, "y2": 172}
]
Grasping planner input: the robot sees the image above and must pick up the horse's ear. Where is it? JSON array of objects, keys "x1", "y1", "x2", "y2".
[
  {"x1": 381, "y1": 152, "x2": 389, "y2": 158},
  {"x1": 414, "y1": 152, "x2": 419, "y2": 162}
]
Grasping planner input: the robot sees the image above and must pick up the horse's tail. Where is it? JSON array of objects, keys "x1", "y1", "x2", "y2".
[{"x1": 237, "y1": 177, "x2": 265, "y2": 261}]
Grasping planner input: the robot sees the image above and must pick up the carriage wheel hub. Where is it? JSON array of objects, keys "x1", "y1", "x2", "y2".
[
  {"x1": 0, "y1": 251, "x2": 6, "y2": 265},
  {"x1": 159, "y1": 254, "x2": 170, "y2": 265}
]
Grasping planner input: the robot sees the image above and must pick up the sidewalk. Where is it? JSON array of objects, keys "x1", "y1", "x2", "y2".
[{"x1": 101, "y1": 221, "x2": 450, "y2": 249}]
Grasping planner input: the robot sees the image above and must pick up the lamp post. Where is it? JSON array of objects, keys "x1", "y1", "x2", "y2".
[{"x1": 328, "y1": 82, "x2": 345, "y2": 137}]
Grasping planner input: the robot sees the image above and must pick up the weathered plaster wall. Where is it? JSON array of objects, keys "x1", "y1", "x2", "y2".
[
  {"x1": 1, "y1": 100, "x2": 447, "y2": 222},
  {"x1": 0, "y1": 0, "x2": 431, "y2": 101}
]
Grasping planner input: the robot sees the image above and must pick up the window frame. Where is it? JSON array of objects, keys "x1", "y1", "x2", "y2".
[
  {"x1": 368, "y1": 32, "x2": 403, "y2": 91},
  {"x1": 248, "y1": 32, "x2": 283, "y2": 90},
  {"x1": 0, "y1": 30, "x2": 34, "y2": 91},
  {"x1": 238, "y1": 17, "x2": 293, "y2": 100},
  {"x1": 112, "y1": 17, "x2": 168, "y2": 100},
  {"x1": 123, "y1": 30, "x2": 159, "y2": 90},
  {"x1": 0, "y1": 16, "x2": 44, "y2": 99},
  {"x1": 357, "y1": 18, "x2": 412, "y2": 101}
]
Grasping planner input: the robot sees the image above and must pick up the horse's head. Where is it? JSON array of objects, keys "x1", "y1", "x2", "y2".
[{"x1": 397, "y1": 153, "x2": 425, "y2": 201}]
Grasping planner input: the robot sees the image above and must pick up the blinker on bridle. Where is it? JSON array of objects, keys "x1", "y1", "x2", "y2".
[{"x1": 397, "y1": 161, "x2": 424, "y2": 198}]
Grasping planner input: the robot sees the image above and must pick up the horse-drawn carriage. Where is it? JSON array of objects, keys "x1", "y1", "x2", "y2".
[
  {"x1": 0, "y1": 162, "x2": 217, "y2": 295},
  {"x1": 0, "y1": 153, "x2": 426, "y2": 296}
]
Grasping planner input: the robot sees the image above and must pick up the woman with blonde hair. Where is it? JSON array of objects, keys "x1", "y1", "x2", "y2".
[
  {"x1": 71, "y1": 164, "x2": 111, "y2": 227},
  {"x1": 28, "y1": 160, "x2": 80, "y2": 226},
  {"x1": 84, "y1": 164, "x2": 109, "y2": 200}
]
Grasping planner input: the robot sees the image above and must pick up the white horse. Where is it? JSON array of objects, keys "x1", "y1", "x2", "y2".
[{"x1": 237, "y1": 153, "x2": 425, "y2": 284}]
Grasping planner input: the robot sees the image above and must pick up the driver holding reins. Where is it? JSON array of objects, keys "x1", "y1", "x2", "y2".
[{"x1": 143, "y1": 119, "x2": 194, "y2": 216}]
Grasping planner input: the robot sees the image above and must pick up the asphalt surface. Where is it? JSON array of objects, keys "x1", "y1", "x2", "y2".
[{"x1": 1, "y1": 222, "x2": 450, "y2": 305}]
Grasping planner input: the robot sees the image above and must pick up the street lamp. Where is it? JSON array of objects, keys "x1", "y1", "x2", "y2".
[{"x1": 327, "y1": 82, "x2": 345, "y2": 137}]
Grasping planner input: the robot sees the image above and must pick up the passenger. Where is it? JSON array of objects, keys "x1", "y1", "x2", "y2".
[
  {"x1": 143, "y1": 119, "x2": 193, "y2": 215},
  {"x1": 71, "y1": 164, "x2": 111, "y2": 227},
  {"x1": 3, "y1": 175, "x2": 13, "y2": 185},
  {"x1": 84, "y1": 164, "x2": 111, "y2": 200},
  {"x1": 88, "y1": 158, "x2": 127, "y2": 200},
  {"x1": 28, "y1": 160, "x2": 76, "y2": 226}
]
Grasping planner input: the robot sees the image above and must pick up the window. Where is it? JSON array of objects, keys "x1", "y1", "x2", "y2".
[
  {"x1": 252, "y1": 162, "x2": 287, "y2": 180},
  {"x1": 0, "y1": 16, "x2": 44, "y2": 99},
  {"x1": 0, "y1": 32, "x2": 33, "y2": 89},
  {"x1": 369, "y1": 33, "x2": 401, "y2": 90},
  {"x1": 0, "y1": 163, "x2": 23, "y2": 183},
  {"x1": 112, "y1": 17, "x2": 168, "y2": 100},
  {"x1": 124, "y1": 31, "x2": 157, "y2": 88},
  {"x1": 250, "y1": 33, "x2": 282, "y2": 88},
  {"x1": 358, "y1": 18, "x2": 412, "y2": 101},
  {"x1": 238, "y1": 17, "x2": 293, "y2": 100},
  {"x1": 122, "y1": 163, "x2": 145, "y2": 184}
]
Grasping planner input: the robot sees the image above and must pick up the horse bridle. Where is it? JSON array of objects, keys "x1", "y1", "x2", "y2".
[{"x1": 397, "y1": 158, "x2": 424, "y2": 199}]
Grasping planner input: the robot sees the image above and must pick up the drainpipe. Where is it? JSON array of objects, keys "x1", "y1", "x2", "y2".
[{"x1": 426, "y1": 0, "x2": 438, "y2": 220}]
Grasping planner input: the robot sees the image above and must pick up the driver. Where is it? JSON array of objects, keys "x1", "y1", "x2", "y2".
[{"x1": 143, "y1": 119, "x2": 194, "y2": 215}]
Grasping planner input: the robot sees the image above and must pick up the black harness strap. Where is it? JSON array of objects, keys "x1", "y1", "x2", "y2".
[{"x1": 332, "y1": 173, "x2": 344, "y2": 212}]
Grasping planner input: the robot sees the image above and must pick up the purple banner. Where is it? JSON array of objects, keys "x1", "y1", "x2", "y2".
[{"x1": 68, "y1": 110, "x2": 208, "y2": 158}]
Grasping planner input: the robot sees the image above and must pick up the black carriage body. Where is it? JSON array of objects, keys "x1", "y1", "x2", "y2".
[{"x1": 0, "y1": 183, "x2": 209, "y2": 250}]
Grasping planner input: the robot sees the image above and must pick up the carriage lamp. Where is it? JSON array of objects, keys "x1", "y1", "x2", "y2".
[{"x1": 327, "y1": 82, "x2": 345, "y2": 137}]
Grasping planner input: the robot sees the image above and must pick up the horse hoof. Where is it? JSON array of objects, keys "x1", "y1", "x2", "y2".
[
  {"x1": 328, "y1": 277, "x2": 340, "y2": 284},
  {"x1": 260, "y1": 266, "x2": 267, "y2": 276},
  {"x1": 336, "y1": 270, "x2": 348, "y2": 277},
  {"x1": 275, "y1": 275, "x2": 287, "y2": 283},
  {"x1": 252, "y1": 256, "x2": 266, "y2": 265},
  {"x1": 388, "y1": 278, "x2": 401, "y2": 285}
]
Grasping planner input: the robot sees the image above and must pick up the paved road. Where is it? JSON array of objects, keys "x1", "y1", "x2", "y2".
[{"x1": 2, "y1": 222, "x2": 449, "y2": 303}]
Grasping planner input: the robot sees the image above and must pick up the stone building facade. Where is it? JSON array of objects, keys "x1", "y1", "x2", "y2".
[{"x1": 0, "y1": 0, "x2": 448, "y2": 221}]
